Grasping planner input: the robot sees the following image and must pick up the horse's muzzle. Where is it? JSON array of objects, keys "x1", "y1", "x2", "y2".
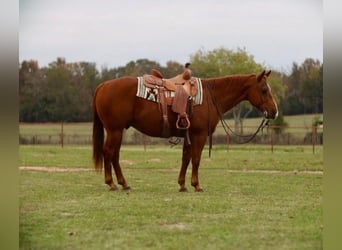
[{"x1": 263, "y1": 110, "x2": 278, "y2": 120}]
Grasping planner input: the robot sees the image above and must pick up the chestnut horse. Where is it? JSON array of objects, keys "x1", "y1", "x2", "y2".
[{"x1": 92, "y1": 70, "x2": 278, "y2": 192}]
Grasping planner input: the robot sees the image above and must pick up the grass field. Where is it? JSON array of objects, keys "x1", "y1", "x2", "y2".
[{"x1": 19, "y1": 145, "x2": 322, "y2": 249}]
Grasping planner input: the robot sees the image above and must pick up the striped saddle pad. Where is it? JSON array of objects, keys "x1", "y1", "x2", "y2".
[{"x1": 136, "y1": 76, "x2": 203, "y2": 105}]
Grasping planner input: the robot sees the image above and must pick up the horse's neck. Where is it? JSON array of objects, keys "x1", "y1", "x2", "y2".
[{"x1": 205, "y1": 75, "x2": 252, "y2": 113}]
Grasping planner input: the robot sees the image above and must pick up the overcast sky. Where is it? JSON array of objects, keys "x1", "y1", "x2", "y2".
[{"x1": 19, "y1": 0, "x2": 322, "y2": 72}]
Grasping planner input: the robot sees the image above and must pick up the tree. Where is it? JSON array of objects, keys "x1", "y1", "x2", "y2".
[
  {"x1": 282, "y1": 59, "x2": 322, "y2": 115},
  {"x1": 189, "y1": 47, "x2": 284, "y2": 133},
  {"x1": 120, "y1": 59, "x2": 162, "y2": 77},
  {"x1": 160, "y1": 61, "x2": 184, "y2": 78},
  {"x1": 20, "y1": 54, "x2": 322, "y2": 123},
  {"x1": 19, "y1": 60, "x2": 47, "y2": 121},
  {"x1": 19, "y1": 58, "x2": 101, "y2": 122},
  {"x1": 190, "y1": 47, "x2": 264, "y2": 77},
  {"x1": 301, "y1": 59, "x2": 322, "y2": 114}
]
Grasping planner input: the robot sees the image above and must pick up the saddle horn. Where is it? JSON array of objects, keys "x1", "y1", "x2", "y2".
[{"x1": 183, "y1": 69, "x2": 191, "y2": 80}]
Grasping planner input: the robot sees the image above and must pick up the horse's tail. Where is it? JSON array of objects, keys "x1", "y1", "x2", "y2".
[{"x1": 92, "y1": 85, "x2": 104, "y2": 172}]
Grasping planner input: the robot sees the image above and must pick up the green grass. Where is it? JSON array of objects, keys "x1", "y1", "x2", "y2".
[
  {"x1": 19, "y1": 145, "x2": 323, "y2": 172},
  {"x1": 19, "y1": 145, "x2": 322, "y2": 249},
  {"x1": 20, "y1": 170, "x2": 322, "y2": 250},
  {"x1": 19, "y1": 145, "x2": 93, "y2": 167}
]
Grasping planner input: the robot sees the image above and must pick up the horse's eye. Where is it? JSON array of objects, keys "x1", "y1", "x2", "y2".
[{"x1": 261, "y1": 88, "x2": 268, "y2": 95}]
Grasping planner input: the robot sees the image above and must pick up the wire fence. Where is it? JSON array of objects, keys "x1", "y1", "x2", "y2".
[{"x1": 19, "y1": 122, "x2": 323, "y2": 152}]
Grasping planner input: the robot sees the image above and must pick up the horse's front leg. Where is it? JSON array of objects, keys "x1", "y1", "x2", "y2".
[
  {"x1": 178, "y1": 140, "x2": 192, "y2": 192},
  {"x1": 190, "y1": 134, "x2": 207, "y2": 192}
]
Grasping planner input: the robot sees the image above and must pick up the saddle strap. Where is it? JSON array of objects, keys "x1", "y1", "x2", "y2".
[{"x1": 158, "y1": 88, "x2": 170, "y2": 138}]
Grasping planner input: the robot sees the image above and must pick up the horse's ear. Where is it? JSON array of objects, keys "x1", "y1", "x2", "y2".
[
  {"x1": 266, "y1": 70, "x2": 271, "y2": 77},
  {"x1": 257, "y1": 70, "x2": 266, "y2": 82}
]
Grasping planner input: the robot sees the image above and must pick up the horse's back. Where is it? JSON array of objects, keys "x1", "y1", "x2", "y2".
[
  {"x1": 94, "y1": 77, "x2": 138, "y2": 129},
  {"x1": 96, "y1": 76, "x2": 137, "y2": 94}
]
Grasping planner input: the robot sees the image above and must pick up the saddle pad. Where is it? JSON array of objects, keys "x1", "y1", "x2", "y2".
[{"x1": 136, "y1": 77, "x2": 203, "y2": 105}]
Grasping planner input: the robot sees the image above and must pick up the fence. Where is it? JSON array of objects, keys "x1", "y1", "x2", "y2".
[{"x1": 19, "y1": 122, "x2": 323, "y2": 151}]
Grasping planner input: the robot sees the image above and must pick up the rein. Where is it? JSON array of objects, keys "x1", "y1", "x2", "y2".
[
  {"x1": 205, "y1": 81, "x2": 269, "y2": 152},
  {"x1": 219, "y1": 115, "x2": 269, "y2": 143}
]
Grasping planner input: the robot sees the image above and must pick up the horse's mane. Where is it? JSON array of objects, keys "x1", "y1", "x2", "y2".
[
  {"x1": 204, "y1": 74, "x2": 256, "y2": 87},
  {"x1": 211, "y1": 74, "x2": 255, "y2": 82}
]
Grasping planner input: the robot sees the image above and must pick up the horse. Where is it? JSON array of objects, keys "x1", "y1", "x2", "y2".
[{"x1": 92, "y1": 70, "x2": 278, "y2": 192}]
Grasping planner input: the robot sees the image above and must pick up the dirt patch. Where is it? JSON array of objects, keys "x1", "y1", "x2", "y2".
[
  {"x1": 161, "y1": 222, "x2": 187, "y2": 230},
  {"x1": 120, "y1": 160, "x2": 135, "y2": 165},
  {"x1": 19, "y1": 166, "x2": 323, "y2": 175},
  {"x1": 147, "y1": 158, "x2": 162, "y2": 163},
  {"x1": 19, "y1": 166, "x2": 92, "y2": 172},
  {"x1": 225, "y1": 169, "x2": 323, "y2": 175}
]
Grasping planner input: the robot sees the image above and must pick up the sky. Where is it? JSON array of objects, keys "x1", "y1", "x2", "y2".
[{"x1": 19, "y1": 0, "x2": 322, "y2": 73}]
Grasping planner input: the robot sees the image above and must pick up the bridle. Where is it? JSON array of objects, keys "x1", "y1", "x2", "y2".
[{"x1": 206, "y1": 81, "x2": 270, "y2": 156}]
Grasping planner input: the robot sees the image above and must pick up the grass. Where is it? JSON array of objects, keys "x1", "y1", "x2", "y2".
[
  {"x1": 19, "y1": 144, "x2": 323, "y2": 172},
  {"x1": 20, "y1": 170, "x2": 322, "y2": 249},
  {"x1": 19, "y1": 145, "x2": 322, "y2": 249}
]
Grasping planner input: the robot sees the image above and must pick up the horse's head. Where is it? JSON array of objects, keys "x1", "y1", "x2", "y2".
[{"x1": 247, "y1": 70, "x2": 278, "y2": 119}]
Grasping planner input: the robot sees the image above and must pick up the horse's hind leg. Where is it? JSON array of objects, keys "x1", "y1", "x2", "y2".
[
  {"x1": 103, "y1": 131, "x2": 119, "y2": 191},
  {"x1": 111, "y1": 130, "x2": 130, "y2": 190},
  {"x1": 103, "y1": 129, "x2": 129, "y2": 191}
]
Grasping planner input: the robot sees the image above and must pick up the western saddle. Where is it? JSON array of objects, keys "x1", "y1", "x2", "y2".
[{"x1": 142, "y1": 66, "x2": 198, "y2": 140}]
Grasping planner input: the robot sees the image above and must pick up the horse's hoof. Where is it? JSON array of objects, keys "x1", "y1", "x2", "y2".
[
  {"x1": 123, "y1": 186, "x2": 131, "y2": 191},
  {"x1": 179, "y1": 187, "x2": 188, "y2": 192},
  {"x1": 109, "y1": 186, "x2": 119, "y2": 191},
  {"x1": 195, "y1": 188, "x2": 204, "y2": 192}
]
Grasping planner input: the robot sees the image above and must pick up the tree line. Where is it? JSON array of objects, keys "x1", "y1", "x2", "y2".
[{"x1": 19, "y1": 48, "x2": 322, "y2": 123}]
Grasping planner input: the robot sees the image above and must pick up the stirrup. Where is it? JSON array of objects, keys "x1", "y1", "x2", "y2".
[{"x1": 176, "y1": 114, "x2": 190, "y2": 130}]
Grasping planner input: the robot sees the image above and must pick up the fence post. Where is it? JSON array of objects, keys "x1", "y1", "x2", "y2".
[
  {"x1": 143, "y1": 134, "x2": 147, "y2": 151},
  {"x1": 61, "y1": 121, "x2": 64, "y2": 148},
  {"x1": 226, "y1": 134, "x2": 230, "y2": 152},
  {"x1": 270, "y1": 126, "x2": 274, "y2": 153},
  {"x1": 312, "y1": 125, "x2": 316, "y2": 154}
]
